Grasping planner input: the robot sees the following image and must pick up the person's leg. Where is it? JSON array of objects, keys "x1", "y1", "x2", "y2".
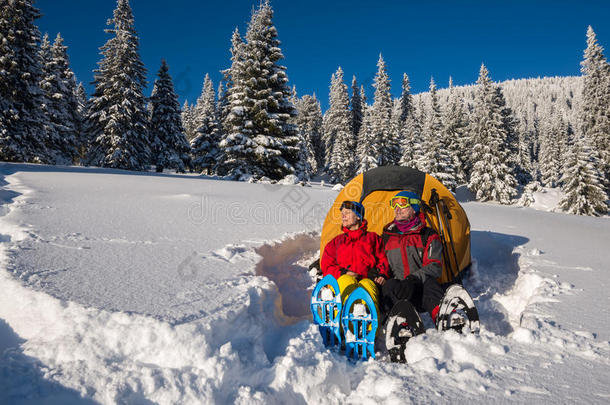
[
  {"x1": 337, "y1": 274, "x2": 359, "y2": 303},
  {"x1": 421, "y1": 277, "x2": 446, "y2": 322},
  {"x1": 356, "y1": 278, "x2": 381, "y2": 316},
  {"x1": 381, "y1": 278, "x2": 401, "y2": 314}
]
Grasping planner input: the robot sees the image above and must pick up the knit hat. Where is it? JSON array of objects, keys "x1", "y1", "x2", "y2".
[
  {"x1": 340, "y1": 200, "x2": 365, "y2": 221},
  {"x1": 391, "y1": 190, "x2": 421, "y2": 213}
]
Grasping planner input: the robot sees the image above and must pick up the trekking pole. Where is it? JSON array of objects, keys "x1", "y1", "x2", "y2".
[
  {"x1": 439, "y1": 198, "x2": 463, "y2": 285},
  {"x1": 429, "y1": 189, "x2": 454, "y2": 282}
]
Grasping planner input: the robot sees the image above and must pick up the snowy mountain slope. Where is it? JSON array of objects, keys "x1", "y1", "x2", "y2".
[{"x1": 0, "y1": 163, "x2": 609, "y2": 404}]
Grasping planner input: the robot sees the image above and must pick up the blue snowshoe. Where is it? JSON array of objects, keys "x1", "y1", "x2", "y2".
[
  {"x1": 311, "y1": 274, "x2": 343, "y2": 347},
  {"x1": 341, "y1": 286, "x2": 378, "y2": 361}
]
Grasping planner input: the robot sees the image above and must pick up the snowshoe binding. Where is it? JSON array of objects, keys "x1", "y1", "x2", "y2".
[
  {"x1": 436, "y1": 284, "x2": 480, "y2": 333},
  {"x1": 311, "y1": 274, "x2": 343, "y2": 347},
  {"x1": 341, "y1": 287, "x2": 378, "y2": 361},
  {"x1": 384, "y1": 299, "x2": 425, "y2": 363}
]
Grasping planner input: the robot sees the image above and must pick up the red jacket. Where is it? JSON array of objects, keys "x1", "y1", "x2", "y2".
[{"x1": 321, "y1": 220, "x2": 390, "y2": 280}]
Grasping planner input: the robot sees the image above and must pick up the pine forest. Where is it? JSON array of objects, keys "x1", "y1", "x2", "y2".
[{"x1": 1, "y1": 0, "x2": 609, "y2": 216}]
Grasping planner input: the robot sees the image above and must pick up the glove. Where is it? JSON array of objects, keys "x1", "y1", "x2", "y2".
[
  {"x1": 395, "y1": 275, "x2": 419, "y2": 300},
  {"x1": 367, "y1": 267, "x2": 386, "y2": 280},
  {"x1": 339, "y1": 267, "x2": 349, "y2": 276}
]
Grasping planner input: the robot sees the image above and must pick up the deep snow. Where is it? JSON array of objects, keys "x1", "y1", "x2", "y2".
[{"x1": 0, "y1": 163, "x2": 609, "y2": 404}]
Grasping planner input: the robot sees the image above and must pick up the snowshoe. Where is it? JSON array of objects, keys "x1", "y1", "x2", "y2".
[
  {"x1": 310, "y1": 274, "x2": 342, "y2": 347},
  {"x1": 384, "y1": 299, "x2": 425, "y2": 363},
  {"x1": 436, "y1": 284, "x2": 480, "y2": 333},
  {"x1": 341, "y1": 287, "x2": 378, "y2": 361}
]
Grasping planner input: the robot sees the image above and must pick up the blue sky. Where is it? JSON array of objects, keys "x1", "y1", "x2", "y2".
[{"x1": 37, "y1": 0, "x2": 610, "y2": 110}]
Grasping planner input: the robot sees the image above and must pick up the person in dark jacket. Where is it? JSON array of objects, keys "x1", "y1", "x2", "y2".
[
  {"x1": 321, "y1": 200, "x2": 389, "y2": 312},
  {"x1": 381, "y1": 191, "x2": 445, "y2": 323}
]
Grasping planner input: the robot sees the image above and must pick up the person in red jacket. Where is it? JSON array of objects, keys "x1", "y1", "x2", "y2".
[
  {"x1": 381, "y1": 191, "x2": 445, "y2": 324},
  {"x1": 321, "y1": 200, "x2": 389, "y2": 311}
]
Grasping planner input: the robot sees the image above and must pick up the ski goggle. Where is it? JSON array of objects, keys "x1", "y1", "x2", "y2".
[{"x1": 389, "y1": 196, "x2": 420, "y2": 209}]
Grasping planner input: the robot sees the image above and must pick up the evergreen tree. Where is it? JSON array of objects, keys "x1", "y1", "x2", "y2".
[
  {"x1": 495, "y1": 84, "x2": 526, "y2": 183},
  {"x1": 295, "y1": 94, "x2": 323, "y2": 177},
  {"x1": 350, "y1": 76, "x2": 363, "y2": 139},
  {"x1": 467, "y1": 64, "x2": 517, "y2": 203},
  {"x1": 149, "y1": 60, "x2": 190, "y2": 173},
  {"x1": 40, "y1": 33, "x2": 80, "y2": 164},
  {"x1": 410, "y1": 96, "x2": 427, "y2": 171},
  {"x1": 0, "y1": 0, "x2": 49, "y2": 163},
  {"x1": 181, "y1": 101, "x2": 197, "y2": 142},
  {"x1": 442, "y1": 77, "x2": 469, "y2": 185},
  {"x1": 86, "y1": 0, "x2": 150, "y2": 171},
  {"x1": 220, "y1": 2, "x2": 299, "y2": 180},
  {"x1": 75, "y1": 82, "x2": 88, "y2": 162},
  {"x1": 399, "y1": 73, "x2": 414, "y2": 124},
  {"x1": 422, "y1": 77, "x2": 456, "y2": 189},
  {"x1": 356, "y1": 105, "x2": 378, "y2": 174},
  {"x1": 538, "y1": 107, "x2": 565, "y2": 187},
  {"x1": 218, "y1": 27, "x2": 255, "y2": 178},
  {"x1": 559, "y1": 134, "x2": 608, "y2": 216},
  {"x1": 580, "y1": 26, "x2": 610, "y2": 189},
  {"x1": 369, "y1": 54, "x2": 395, "y2": 166},
  {"x1": 191, "y1": 74, "x2": 220, "y2": 173},
  {"x1": 322, "y1": 67, "x2": 354, "y2": 182}
]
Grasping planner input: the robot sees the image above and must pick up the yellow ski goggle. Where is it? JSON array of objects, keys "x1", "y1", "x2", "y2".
[{"x1": 389, "y1": 196, "x2": 420, "y2": 209}]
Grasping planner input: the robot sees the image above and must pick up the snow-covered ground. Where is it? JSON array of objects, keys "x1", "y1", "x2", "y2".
[{"x1": 0, "y1": 163, "x2": 609, "y2": 404}]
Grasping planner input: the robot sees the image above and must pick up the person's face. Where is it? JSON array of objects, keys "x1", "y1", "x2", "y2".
[
  {"x1": 341, "y1": 208, "x2": 360, "y2": 229},
  {"x1": 394, "y1": 205, "x2": 416, "y2": 221}
]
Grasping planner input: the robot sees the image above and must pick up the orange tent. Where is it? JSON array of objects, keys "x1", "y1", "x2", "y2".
[{"x1": 320, "y1": 166, "x2": 471, "y2": 284}]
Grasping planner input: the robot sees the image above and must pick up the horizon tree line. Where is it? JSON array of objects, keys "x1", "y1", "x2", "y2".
[{"x1": 0, "y1": 0, "x2": 608, "y2": 216}]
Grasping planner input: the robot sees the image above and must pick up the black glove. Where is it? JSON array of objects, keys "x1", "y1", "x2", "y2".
[
  {"x1": 367, "y1": 267, "x2": 386, "y2": 280},
  {"x1": 339, "y1": 267, "x2": 349, "y2": 276},
  {"x1": 395, "y1": 275, "x2": 419, "y2": 300}
]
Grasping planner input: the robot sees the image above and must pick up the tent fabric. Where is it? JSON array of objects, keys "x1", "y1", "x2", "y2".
[{"x1": 320, "y1": 166, "x2": 471, "y2": 284}]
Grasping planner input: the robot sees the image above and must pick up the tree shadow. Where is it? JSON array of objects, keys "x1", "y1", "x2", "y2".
[
  {"x1": 464, "y1": 230, "x2": 529, "y2": 336},
  {"x1": 0, "y1": 319, "x2": 99, "y2": 405}
]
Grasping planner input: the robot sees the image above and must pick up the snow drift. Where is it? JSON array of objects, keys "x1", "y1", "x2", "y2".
[{"x1": 0, "y1": 163, "x2": 609, "y2": 404}]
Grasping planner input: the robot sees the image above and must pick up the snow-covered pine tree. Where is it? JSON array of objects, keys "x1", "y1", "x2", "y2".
[
  {"x1": 149, "y1": 60, "x2": 190, "y2": 173},
  {"x1": 580, "y1": 26, "x2": 610, "y2": 190},
  {"x1": 467, "y1": 64, "x2": 517, "y2": 203},
  {"x1": 350, "y1": 76, "x2": 363, "y2": 140},
  {"x1": 218, "y1": 27, "x2": 258, "y2": 178},
  {"x1": 422, "y1": 77, "x2": 456, "y2": 190},
  {"x1": 322, "y1": 67, "x2": 354, "y2": 182},
  {"x1": 399, "y1": 73, "x2": 414, "y2": 124},
  {"x1": 216, "y1": 81, "x2": 229, "y2": 134},
  {"x1": 75, "y1": 83, "x2": 88, "y2": 162},
  {"x1": 191, "y1": 74, "x2": 220, "y2": 173},
  {"x1": 181, "y1": 101, "x2": 197, "y2": 142},
  {"x1": 85, "y1": 0, "x2": 150, "y2": 171},
  {"x1": 356, "y1": 105, "x2": 378, "y2": 174},
  {"x1": 559, "y1": 134, "x2": 608, "y2": 216},
  {"x1": 538, "y1": 107, "x2": 566, "y2": 187},
  {"x1": 40, "y1": 33, "x2": 80, "y2": 164},
  {"x1": 397, "y1": 74, "x2": 418, "y2": 168},
  {"x1": 494, "y1": 83, "x2": 526, "y2": 184},
  {"x1": 0, "y1": 0, "x2": 49, "y2": 163},
  {"x1": 369, "y1": 54, "x2": 395, "y2": 166},
  {"x1": 442, "y1": 77, "x2": 469, "y2": 185},
  {"x1": 220, "y1": 2, "x2": 299, "y2": 180},
  {"x1": 295, "y1": 94, "x2": 323, "y2": 177},
  {"x1": 410, "y1": 96, "x2": 427, "y2": 171}
]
